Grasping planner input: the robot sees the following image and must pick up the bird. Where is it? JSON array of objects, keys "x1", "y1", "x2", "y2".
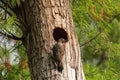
[{"x1": 52, "y1": 38, "x2": 66, "y2": 72}]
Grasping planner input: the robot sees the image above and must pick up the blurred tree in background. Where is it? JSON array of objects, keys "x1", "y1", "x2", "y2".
[{"x1": 0, "y1": 0, "x2": 120, "y2": 80}]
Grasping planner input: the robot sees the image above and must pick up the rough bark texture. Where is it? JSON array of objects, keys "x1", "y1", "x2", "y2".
[{"x1": 21, "y1": 0, "x2": 85, "y2": 80}]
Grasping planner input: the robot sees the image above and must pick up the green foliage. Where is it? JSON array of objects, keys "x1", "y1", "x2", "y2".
[
  {"x1": 72, "y1": 0, "x2": 120, "y2": 80},
  {"x1": 0, "y1": 0, "x2": 29, "y2": 80},
  {"x1": 109, "y1": 19, "x2": 120, "y2": 43},
  {"x1": 84, "y1": 57, "x2": 120, "y2": 80},
  {"x1": 0, "y1": 16, "x2": 22, "y2": 37},
  {"x1": 1, "y1": 65, "x2": 30, "y2": 80},
  {"x1": 10, "y1": 0, "x2": 22, "y2": 7},
  {"x1": 0, "y1": 41, "x2": 30, "y2": 80}
]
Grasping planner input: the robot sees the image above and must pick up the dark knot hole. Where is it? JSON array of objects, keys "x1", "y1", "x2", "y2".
[{"x1": 53, "y1": 27, "x2": 68, "y2": 42}]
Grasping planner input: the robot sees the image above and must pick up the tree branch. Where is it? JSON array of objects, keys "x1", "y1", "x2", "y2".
[
  {"x1": 0, "y1": 30, "x2": 23, "y2": 40},
  {"x1": 80, "y1": 32, "x2": 101, "y2": 47},
  {"x1": 0, "y1": 0, "x2": 14, "y2": 12},
  {"x1": 0, "y1": 4, "x2": 14, "y2": 16},
  {"x1": 8, "y1": 43, "x2": 23, "y2": 53}
]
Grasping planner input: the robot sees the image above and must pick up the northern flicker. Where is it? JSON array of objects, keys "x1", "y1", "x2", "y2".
[{"x1": 52, "y1": 38, "x2": 66, "y2": 72}]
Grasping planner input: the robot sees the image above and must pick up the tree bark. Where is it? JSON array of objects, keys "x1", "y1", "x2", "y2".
[{"x1": 21, "y1": 0, "x2": 85, "y2": 80}]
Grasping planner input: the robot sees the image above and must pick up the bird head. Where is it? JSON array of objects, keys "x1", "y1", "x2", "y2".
[{"x1": 58, "y1": 38, "x2": 67, "y2": 43}]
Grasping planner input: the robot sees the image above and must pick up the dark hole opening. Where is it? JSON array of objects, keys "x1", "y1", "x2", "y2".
[{"x1": 53, "y1": 27, "x2": 68, "y2": 42}]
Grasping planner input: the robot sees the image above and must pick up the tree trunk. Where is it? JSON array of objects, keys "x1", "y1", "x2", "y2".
[{"x1": 22, "y1": 0, "x2": 85, "y2": 80}]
